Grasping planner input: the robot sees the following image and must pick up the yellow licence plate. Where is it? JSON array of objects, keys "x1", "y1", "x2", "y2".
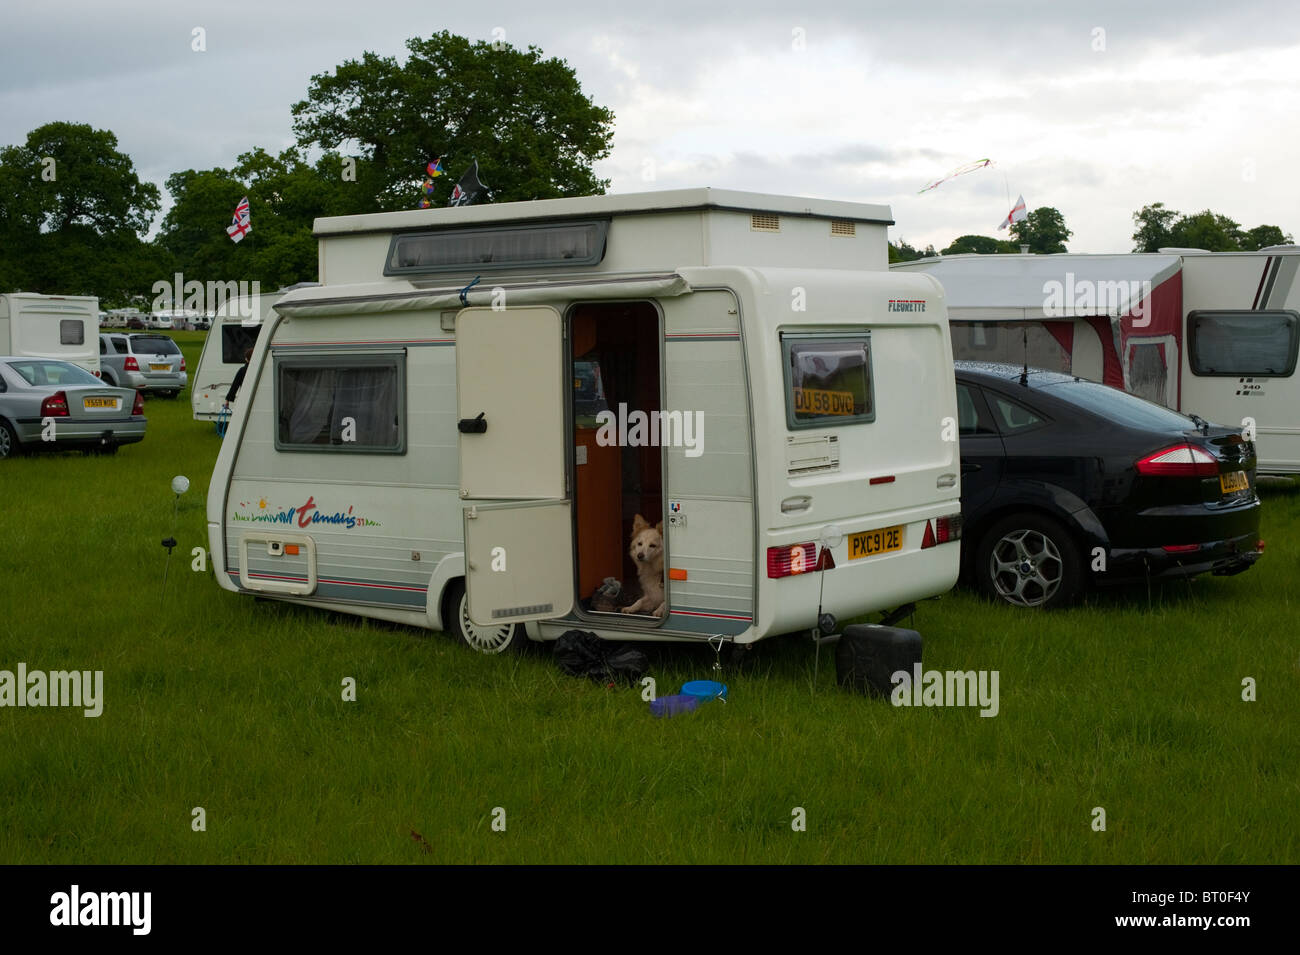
[
  {"x1": 150, "y1": 363, "x2": 170, "y2": 371},
  {"x1": 83, "y1": 397, "x2": 119, "y2": 410},
  {"x1": 1219, "y1": 471, "x2": 1249, "y2": 494},
  {"x1": 849, "y1": 525, "x2": 904, "y2": 560}
]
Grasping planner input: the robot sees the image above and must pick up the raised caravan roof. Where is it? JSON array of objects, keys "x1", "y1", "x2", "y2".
[{"x1": 313, "y1": 188, "x2": 894, "y2": 285}]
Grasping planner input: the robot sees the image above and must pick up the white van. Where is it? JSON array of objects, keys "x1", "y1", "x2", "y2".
[
  {"x1": 0, "y1": 293, "x2": 101, "y2": 377},
  {"x1": 895, "y1": 247, "x2": 1300, "y2": 473},
  {"x1": 191, "y1": 285, "x2": 317, "y2": 422},
  {"x1": 207, "y1": 189, "x2": 963, "y2": 655}
]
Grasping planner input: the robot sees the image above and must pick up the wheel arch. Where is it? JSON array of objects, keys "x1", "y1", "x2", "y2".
[{"x1": 963, "y1": 484, "x2": 1110, "y2": 579}]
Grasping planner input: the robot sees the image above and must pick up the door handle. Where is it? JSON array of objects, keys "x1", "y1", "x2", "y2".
[
  {"x1": 458, "y1": 412, "x2": 487, "y2": 434},
  {"x1": 961, "y1": 462, "x2": 982, "y2": 474}
]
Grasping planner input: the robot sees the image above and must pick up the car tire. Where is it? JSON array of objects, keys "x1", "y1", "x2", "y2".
[
  {"x1": 975, "y1": 513, "x2": 1083, "y2": 609},
  {"x1": 442, "y1": 579, "x2": 527, "y2": 654},
  {"x1": 0, "y1": 419, "x2": 20, "y2": 459}
]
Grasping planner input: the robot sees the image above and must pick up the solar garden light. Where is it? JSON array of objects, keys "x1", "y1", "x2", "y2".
[{"x1": 159, "y1": 475, "x2": 190, "y2": 607}]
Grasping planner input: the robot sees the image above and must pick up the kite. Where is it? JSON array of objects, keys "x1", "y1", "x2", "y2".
[
  {"x1": 427, "y1": 157, "x2": 445, "y2": 178},
  {"x1": 918, "y1": 159, "x2": 994, "y2": 194}
]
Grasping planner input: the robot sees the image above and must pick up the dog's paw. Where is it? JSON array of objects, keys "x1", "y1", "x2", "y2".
[{"x1": 653, "y1": 604, "x2": 666, "y2": 617}]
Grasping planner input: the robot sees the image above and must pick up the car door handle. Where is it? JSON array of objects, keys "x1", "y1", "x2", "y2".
[{"x1": 961, "y1": 462, "x2": 982, "y2": 474}]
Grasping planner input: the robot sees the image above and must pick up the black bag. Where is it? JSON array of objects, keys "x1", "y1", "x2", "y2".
[{"x1": 553, "y1": 630, "x2": 649, "y2": 685}]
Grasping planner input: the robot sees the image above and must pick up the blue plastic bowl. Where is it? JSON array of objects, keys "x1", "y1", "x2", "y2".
[
  {"x1": 649, "y1": 694, "x2": 701, "y2": 718},
  {"x1": 680, "y1": 680, "x2": 728, "y2": 702}
]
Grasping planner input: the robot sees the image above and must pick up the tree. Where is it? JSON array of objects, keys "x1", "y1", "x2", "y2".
[
  {"x1": 1169, "y1": 210, "x2": 1245, "y2": 251},
  {"x1": 291, "y1": 31, "x2": 615, "y2": 211},
  {"x1": 889, "y1": 239, "x2": 936, "y2": 263},
  {"x1": 1132, "y1": 202, "x2": 1178, "y2": 252},
  {"x1": 1240, "y1": 224, "x2": 1293, "y2": 251},
  {"x1": 941, "y1": 234, "x2": 1020, "y2": 255},
  {"x1": 1009, "y1": 207, "x2": 1072, "y2": 253}
]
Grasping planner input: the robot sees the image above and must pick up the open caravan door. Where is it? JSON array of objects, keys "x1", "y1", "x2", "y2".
[{"x1": 456, "y1": 305, "x2": 574, "y2": 626}]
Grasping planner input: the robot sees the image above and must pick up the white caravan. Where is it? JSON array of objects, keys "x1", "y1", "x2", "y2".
[
  {"x1": 0, "y1": 293, "x2": 101, "y2": 377},
  {"x1": 895, "y1": 248, "x2": 1300, "y2": 474},
  {"x1": 207, "y1": 189, "x2": 963, "y2": 654},
  {"x1": 191, "y1": 285, "x2": 318, "y2": 422}
]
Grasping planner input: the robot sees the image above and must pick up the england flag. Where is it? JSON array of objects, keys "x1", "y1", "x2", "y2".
[
  {"x1": 227, "y1": 196, "x2": 252, "y2": 243},
  {"x1": 998, "y1": 195, "x2": 1027, "y2": 231}
]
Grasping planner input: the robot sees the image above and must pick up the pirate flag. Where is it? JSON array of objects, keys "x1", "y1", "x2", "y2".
[{"x1": 448, "y1": 160, "x2": 487, "y2": 207}]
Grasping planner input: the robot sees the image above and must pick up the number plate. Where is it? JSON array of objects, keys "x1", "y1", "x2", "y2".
[
  {"x1": 83, "y1": 397, "x2": 119, "y2": 410},
  {"x1": 1219, "y1": 470, "x2": 1249, "y2": 494},
  {"x1": 849, "y1": 524, "x2": 904, "y2": 559},
  {"x1": 149, "y1": 363, "x2": 170, "y2": 371}
]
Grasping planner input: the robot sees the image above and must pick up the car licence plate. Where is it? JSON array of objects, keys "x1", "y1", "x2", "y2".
[
  {"x1": 150, "y1": 363, "x2": 170, "y2": 371},
  {"x1": 1219, "y1": 470, "x2": 1249, "y2": 494},
  {"x1": 849, "y1": 525, "x2": 904, "y2": 559},
  {"x1": 83, "y1": 397, "x2": 120, "y2": 410}
]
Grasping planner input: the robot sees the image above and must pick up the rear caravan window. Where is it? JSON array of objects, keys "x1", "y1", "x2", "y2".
[
  {"x1": 59, "y1": 320, "x2": 85, "y2": 345},
  {"x1": 274, "y1": 352, "x2": 406, "y2": 453},
  {"x1": 1188, "y1": 310, "x2": 1299, "y2": 377},
  {"x1": 222, "y1": 324, "x2": 261, "y2": 364},
  {"x1": 781, "y1": 332, "x2": 875, "y2": 429}
]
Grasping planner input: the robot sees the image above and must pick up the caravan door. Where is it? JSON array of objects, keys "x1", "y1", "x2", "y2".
[{"x1": 456, "y1": 305, "x2": 575, "y2": 626}]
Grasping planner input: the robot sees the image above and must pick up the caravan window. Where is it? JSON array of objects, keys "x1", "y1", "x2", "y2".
[
  {"x1": 781, "y1": 333, "x2": 875, "y2": 429},
  {"x1": 222, "y1": 324, "x2": 261, "y2": 364},
  {"x1": 1188, "y1": 310, "x2": 1299, "y2": 377},
  {"x1": 275, "y1": 353, "x2": 406, "y2": 453},
  {"x1": 60, "y1": 320, "x2": 84, "y2": 346}
]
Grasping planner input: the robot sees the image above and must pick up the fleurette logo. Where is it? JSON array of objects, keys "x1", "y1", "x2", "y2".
[
  {"x1": 888, "y1": 299, "x2": 926, "y2": 312},
  {"x1": 0, "y1": 664, "x2": 103, "y2": 717},
  {"x1": 50, "y1": 885, "x2": 150, "y2": 935}
]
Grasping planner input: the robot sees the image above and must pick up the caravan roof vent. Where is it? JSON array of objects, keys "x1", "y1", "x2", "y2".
[
  {"x1": 830, "y1": 219, "x2": 856, "y2": 237},
  {"x1": 751, "y1": 213, "x2": 781, "y2": 232}
]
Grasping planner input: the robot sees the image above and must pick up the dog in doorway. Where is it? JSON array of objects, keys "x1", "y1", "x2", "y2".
[{"x1": 621, "y1": 514, "x2": 666, "y2": 617}]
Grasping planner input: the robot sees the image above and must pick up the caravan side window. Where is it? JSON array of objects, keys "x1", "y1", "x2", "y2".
[
  {"x1": 274, "y1": 352, "x2": 406, "y2": 453},
  {"x1": 781, "y1": 333, "x2": 875, "y2": 429},
  {"x1": 1188, "y1": 310, "x2": 1299, "y2": 377}
]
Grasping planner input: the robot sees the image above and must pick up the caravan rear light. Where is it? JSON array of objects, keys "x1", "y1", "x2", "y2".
[
  {"x1": 1136, "y1": 443, "x2": 1218, "y2": 477},
  {"x1": 93, "y1": 370, "x2": 101, "y2": 377},
  {"x1": 767, "y1": 542, "x2": 818, "y2": 578},
  {"x1": 124, "y1": 356, "x2": 140, "y2": 372},
  {"x1": 131, "y1": 391, "x2": 145, "y2": 416},
  {"x1": 40, "y1": 391, "x2": 69, "y2": 417},
  {"x1": 920, "y1": 514, "x2": 963, "y2": 549}
]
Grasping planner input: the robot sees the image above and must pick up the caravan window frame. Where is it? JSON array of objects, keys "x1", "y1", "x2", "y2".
[
  {"x1": 383, "y1": 219, "x2": 609, "y2": 276},
  {"x1": 1187, "y1": 309, "x2": 1300, "y2": 378},
  {"x1": 273, "y1": 349, "x2": 408, "y2": 455},
  {"x1": 780, "y1": 330, "x2": 877, "y2": 430}
]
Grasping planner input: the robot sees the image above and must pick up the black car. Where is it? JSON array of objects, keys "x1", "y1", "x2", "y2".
[{"x1": 955, "y1": 362, "x2": 1262, "y2": 608}]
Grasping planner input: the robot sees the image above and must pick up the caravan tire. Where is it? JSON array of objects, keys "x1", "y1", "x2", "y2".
[
  {"x1": 444, "y1": 580, "x2": 527, "y2": 654},
  {"x1": 974, "y1": 513, "x2": 1083, "y2": 609}
]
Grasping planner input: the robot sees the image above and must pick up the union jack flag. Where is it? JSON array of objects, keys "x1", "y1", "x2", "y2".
[{"x1": 227, "y1": 196, "x2": 252, "y2": 243}]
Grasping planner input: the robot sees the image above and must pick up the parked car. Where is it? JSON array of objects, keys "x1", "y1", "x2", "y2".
[
  {"x1": 99, "y1": 333, "x2": 188, "y2": 397},
  {"x1": 955, "y1": 362, "x2": 1262, "y2": 608},
  {"x1": 0, "y1": 357, "x2": 146, "y2": 458},
  {"x1": 126, "y1": 316, "x2": 146, "y2": 330}
]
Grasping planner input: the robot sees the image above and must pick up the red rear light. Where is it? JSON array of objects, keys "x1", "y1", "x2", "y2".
[
  {"x1": 124, "y1": 356, "x2": 139, "y2": 371},
  {"x1": 767, "y1": 542, "x2": 818, "y2": 578},
  {"x1": 40, "y1": 391, "x2": 70, "y2": 417},
  {"x1": 93, "y1": 370, "x2": 101, "y2": 377},
  {"x1": 1162, "y1": 544, "x2": 1200, "y2": 553},
  {"x1": 132, "y1": 391, "x2": 144, "y2": 416},
  {"x1": 180, "y1": 357, "x2": 187, "y2": 371},
  {"x1": 1136, "y1": 443, "x2": 1219, "y2": 477},
  {"x1": 921, "y1": 514, "x2": 963, "y2": 549}
]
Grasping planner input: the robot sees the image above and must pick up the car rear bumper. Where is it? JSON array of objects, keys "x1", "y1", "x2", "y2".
[
  {"x1": 124, "y1": 371, "x2": 187, "y2": 391},
  {"x1": 16, "y1": 418, "x2": 147, "y2": 449},
  {"x1": 1104, "y1": 530, "x2": 1262, "y2": 581}
]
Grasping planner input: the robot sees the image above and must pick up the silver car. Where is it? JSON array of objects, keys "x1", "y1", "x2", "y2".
[
  {"x1": 0, "y1": 357, "x2": 146, "y2": 458},
  {"x1": 99, "y1": 333, "x2": 188, "y2": 397}
]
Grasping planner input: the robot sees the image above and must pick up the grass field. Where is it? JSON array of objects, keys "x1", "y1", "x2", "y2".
[{"x1": 1, "y1": 330, "x2": 1297, "y2": 864}]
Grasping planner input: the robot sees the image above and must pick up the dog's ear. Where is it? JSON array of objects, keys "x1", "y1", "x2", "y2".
[
  {"x1": 632, "y1": 514, "x2": 648, "y2": 533},
  {"x1": 655, "y1": 520, "x2": 663, "y2": 534}
]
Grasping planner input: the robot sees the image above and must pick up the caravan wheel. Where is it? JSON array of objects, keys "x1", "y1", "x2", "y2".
[{"x1": 445, "y1": 580, "x2": 526, "y2": 654}]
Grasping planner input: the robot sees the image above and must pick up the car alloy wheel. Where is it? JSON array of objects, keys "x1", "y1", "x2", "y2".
[
  {"x1": 0, "y1": 420, "x2": 16, "y2": 458},
  {"x1": 988, "y1": 528, "x2": 1063, "y2": 607}
]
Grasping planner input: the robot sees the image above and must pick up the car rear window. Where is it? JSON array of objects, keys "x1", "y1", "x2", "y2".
[
  {"x1": 1188, "y1": 310, "x2": 1299, "y2": 377},
  {"x1": 781, "y1": 333, "x2": 875, "y2": 428},
  {"x1": 131, "y1": 335, "x2": 180, "y2": 355},
  {"x1": 1041, "y1": 379, "x2": 1199, "y2": 431},
  {"x1": 6, "y1": 360, "x2": 101, "y2": 387}
]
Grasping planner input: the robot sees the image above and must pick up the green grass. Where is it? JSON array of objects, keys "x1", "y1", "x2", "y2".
[{"x1": 1, "y1": 330, "x2": 1297, "y2": 863}]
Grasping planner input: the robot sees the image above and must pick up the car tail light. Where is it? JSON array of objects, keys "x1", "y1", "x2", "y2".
[
  {"x1": 180, "y1": 357, "x2": 187, "y2": 371},
  {"x1": 921, "y1": 514, "x2": 963, "y2": 549},
  {"x1": 767, "y1": 542, "x2": 818, "y2": 578},
  {"x1": 40, "y1": 391, "x2": 69, "y2": 417},
  {"x1": 132, "y1": 391, "x2": 144, "y2": 416},
  {"x1": 124, "y1": 356, "x2": 140, "y2": 371},
  {"x1": 1162, "y1": 544, "x2": 1200, "y2": 553},
  {"x1": 1135, "y1": 443, "x2": 1219, "y2": 477}
]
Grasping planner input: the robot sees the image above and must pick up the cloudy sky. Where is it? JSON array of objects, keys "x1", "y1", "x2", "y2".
[{"x1": 3, "y1": 0, "x2": 1297, "y2": 252}]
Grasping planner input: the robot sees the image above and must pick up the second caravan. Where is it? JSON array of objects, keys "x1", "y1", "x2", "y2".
[{"x1": 207, "y1": 189, "x2": 963, "y2": 654}]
